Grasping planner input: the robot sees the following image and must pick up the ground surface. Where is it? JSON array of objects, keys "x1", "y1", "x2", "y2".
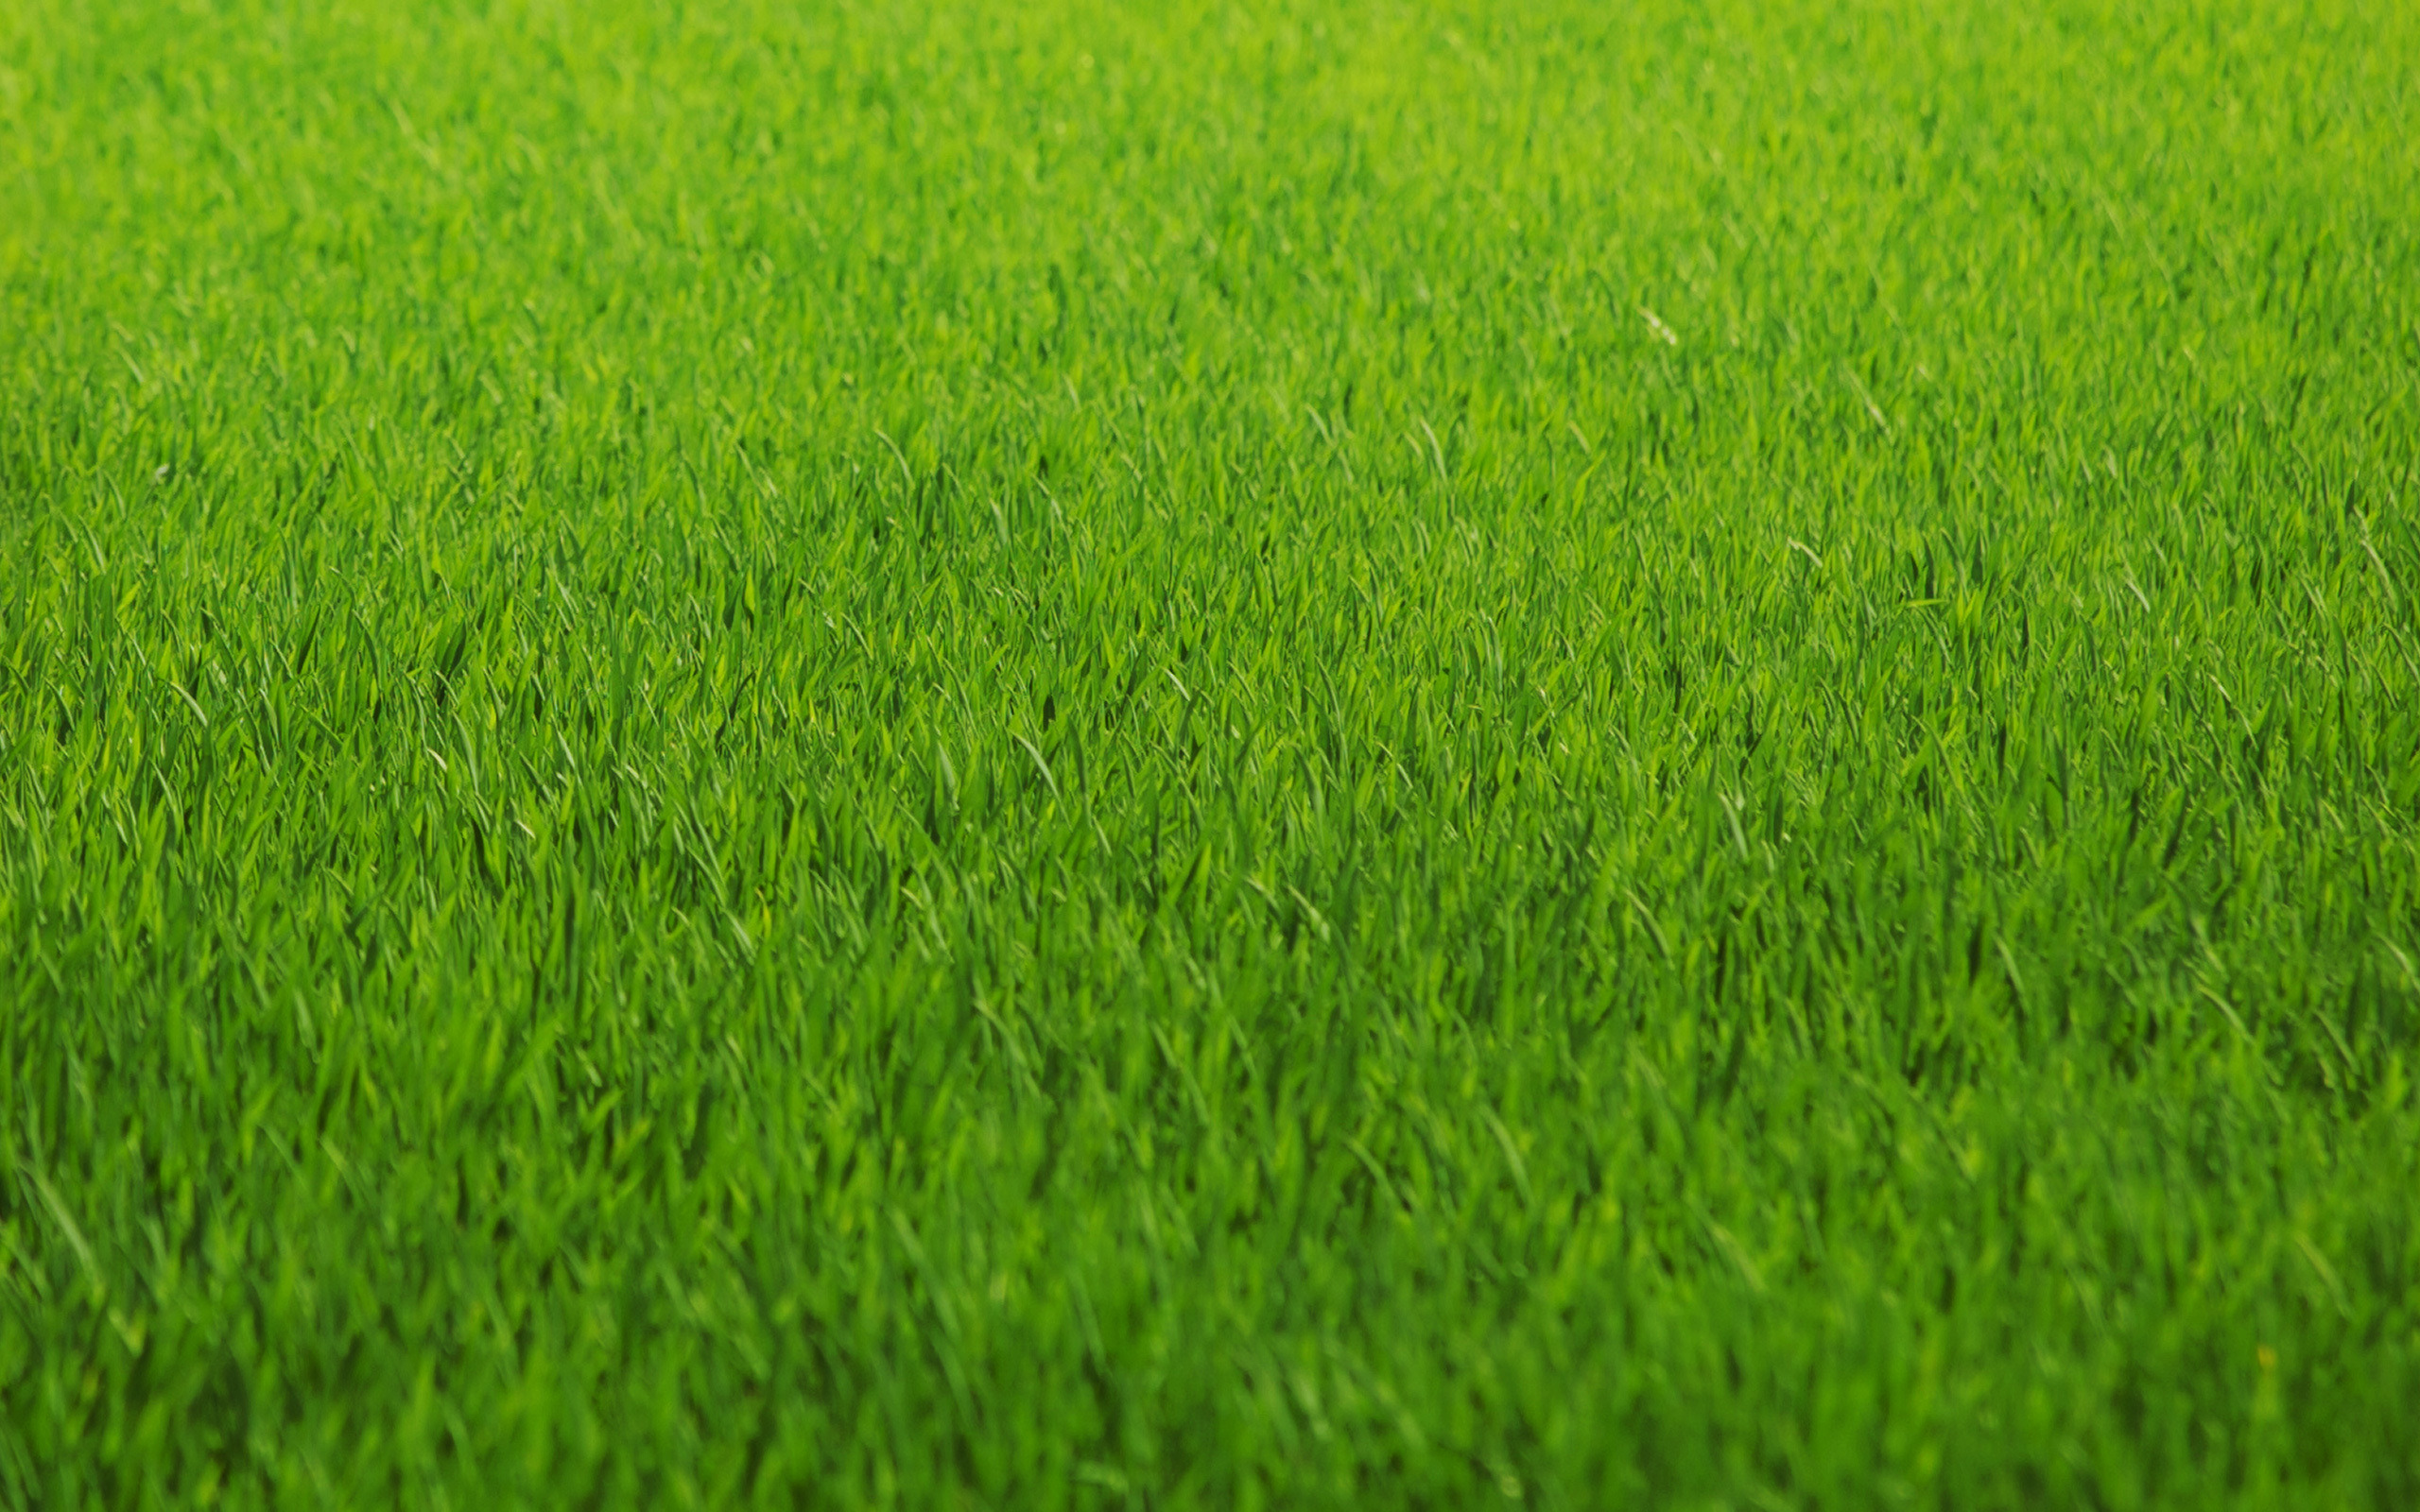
[{"x1": 4, "y1": 0, "x2": 2419, "y2": 1506}]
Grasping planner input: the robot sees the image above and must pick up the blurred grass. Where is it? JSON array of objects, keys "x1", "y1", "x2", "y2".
[{"x1": 3, "y1": 0, "x2": 2418, "y2": 1506}]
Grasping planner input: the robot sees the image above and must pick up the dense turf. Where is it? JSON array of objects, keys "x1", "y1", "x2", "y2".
[{"x1": 5, "y1": 0, "x2": 2419, "y2": 1505}]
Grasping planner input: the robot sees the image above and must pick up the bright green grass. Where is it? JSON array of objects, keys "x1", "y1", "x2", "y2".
[{"x1": 5, "y1": 0, "x2": 2419, "y2": 1505}]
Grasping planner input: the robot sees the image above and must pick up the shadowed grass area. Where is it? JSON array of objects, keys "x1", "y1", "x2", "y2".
[{"x1": 3, "y1": 0, "x2": 2417, "y2": 1505}]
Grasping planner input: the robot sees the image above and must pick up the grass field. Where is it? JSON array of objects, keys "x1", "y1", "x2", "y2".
[{"x1": 5, "y1": 0, "x2": 2419, "y2": 1505}]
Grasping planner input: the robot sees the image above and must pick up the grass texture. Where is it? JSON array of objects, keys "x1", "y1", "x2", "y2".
[{"x1": 4, "y1": 0, "x2": 2419, "y2": 1505}]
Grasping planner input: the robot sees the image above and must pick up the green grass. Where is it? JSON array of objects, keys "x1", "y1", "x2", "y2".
[{"x1": 4, "y1": 0, "x2": 2419, "y2": 1505}]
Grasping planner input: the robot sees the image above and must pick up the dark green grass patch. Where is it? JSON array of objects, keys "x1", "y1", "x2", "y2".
[{"x1": 3, "y1": 0, "x2": 2418, "y2": 1505}]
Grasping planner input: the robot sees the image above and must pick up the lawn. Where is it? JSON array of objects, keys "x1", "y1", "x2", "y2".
[{"x1": 4, "y1": 0, "x2": 2418, "y2": 1505}]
